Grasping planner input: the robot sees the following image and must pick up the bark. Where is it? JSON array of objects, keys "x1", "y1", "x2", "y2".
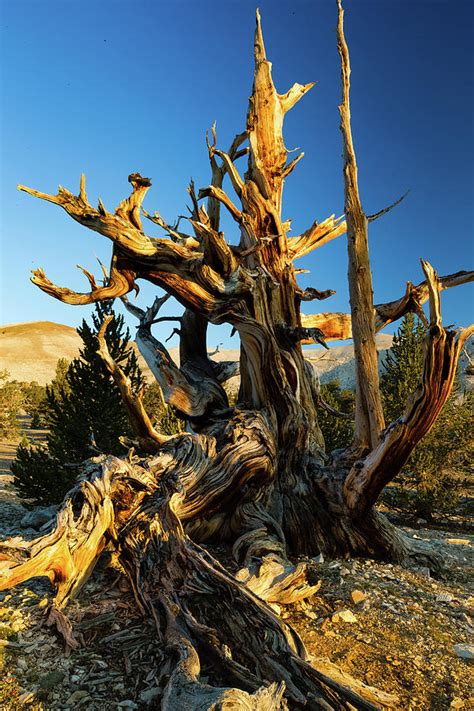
[
  {"x1": 337, "y1": 0, "x2": 384, "y2": 451},
  {"x1": 7, "y1": 3, "x2": 474, "y2": 708}
]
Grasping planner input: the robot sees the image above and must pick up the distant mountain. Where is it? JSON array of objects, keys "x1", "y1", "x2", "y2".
[
  {"x1": 0, "y1": 321, "x2": 471, "y2": 392},
  {"x1": 0, "y1": 321, "x2": 152, "y2": 385}
]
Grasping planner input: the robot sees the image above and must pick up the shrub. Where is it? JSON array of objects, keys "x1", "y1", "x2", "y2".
[
  {"x1": 318, "y1": 379, "x2": 354, "y2": 453},
  {"x1": 0, "y1": 370, "x2": 24, "y2": 439},
  {"x1": 12, "y1": 301, "x2": 145, "y2": 505}
]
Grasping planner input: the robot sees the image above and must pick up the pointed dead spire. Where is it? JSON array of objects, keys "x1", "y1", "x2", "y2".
[{"x1": 254, "y1": 9, "x2": 267, "y2": 63}]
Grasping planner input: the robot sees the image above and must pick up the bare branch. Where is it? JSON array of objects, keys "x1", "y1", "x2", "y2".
[
  {"x1": 319, "y1": 398, "x2": 354, "y2": 420},
  {"x1": 337, "y1": 0, "x2": 385, "y2": 450},
  {"x1": 97, "y1": 316, "x2": 168, "y2": 451},
  {"x1": 213, "y1": 149, "x2": 245, "y2": 198},
  {"x1": 197, "y1": 185, "x2": 242, "y2": 223},
  {"x1": 142, "y1": 208, "x2": 201, "y2": 250},
  {"x1": 344, "y1": 261, "x2": 474, "y2": 514},
  {"x1": 374, "y1": 269, "x2": 474, "y2": 332},
  {"x1": 301, "y1": 313, "x2": 353, "y2": 342},
  {"x1": 298, "y1": 287, "x2": 336, "y2": 302},
  {"x1": 288, "y1": 214, "x2": 347, "y2": 260},
  {"x1": 367, "y1": 190, "x2": 410, "y2": 223},
  {"x1": 279, "y1": 82, "x2": 315, "y2": 113},
  {"x1": 31, "y1": 254, "x2": 137, "y2": 305},
  {"x1": 282, "y1": 325, "x2": 329, "y2": 349}
]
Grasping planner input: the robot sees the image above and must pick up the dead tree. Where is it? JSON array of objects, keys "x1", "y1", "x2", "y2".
[{"x1": 1, "y1": 4, "x2": 472, "y2": 708}]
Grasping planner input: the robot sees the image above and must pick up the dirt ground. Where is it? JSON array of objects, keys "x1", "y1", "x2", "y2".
[{"x1": 0, "y1": 429, "x2": 472, "y2": 710}]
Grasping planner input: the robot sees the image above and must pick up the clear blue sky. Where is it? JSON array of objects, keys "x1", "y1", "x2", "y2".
[{"x1": 1, "y1": 0, "x2": 473, "y2": 350}]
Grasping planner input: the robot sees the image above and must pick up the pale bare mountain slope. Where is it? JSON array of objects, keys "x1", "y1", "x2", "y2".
[
  {"x1": 1, "y1": 321, "x2": 397, "y2": 389},
  {"x1": 0, "y1": 321, "x2": 157, "y2": 385}
]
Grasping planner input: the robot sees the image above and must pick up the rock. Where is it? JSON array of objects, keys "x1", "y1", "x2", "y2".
[
  {"x1": 446, "y1": 539, "x2": 470, "y2": 546},
  {"x1": 65, "y1": 690, "x2": 90, "y2": 704},
  {"x1": 39, "y1": 670, "x2": 66, "y2": 690},
  {"x1": 436, "y1": 593, "x2": 453, "y2": 603},
  {"x1": 117, "y1": 701, "x2": 138, "y2": 709},
  {"x1": 450, "y1": 699, "x2": 465, "y2": 709},
  {"x1": 20, "y1": 506, "x2": 56, "y2": 530},
  {"x1": 332, "y1": 609, "x2": 358, "y2": 624},
  {"x1": 313, "y1": 553, "x2": 324, "y2": 564},
  {"x1": 416, "y1": 566, "x2": 431, "y2": 578},
  {"x1": 453, "y1": 643, "x2": 474, "y2": 660},
  {"x1": 416, "y1": 518, "x2": 427, "y2": 525},
  {"x1": 350, "y1": 590, "x2": 367, "y2": 605},
  {"x1": 140, "y1": 687, "x2": 161, "y2": 704}
]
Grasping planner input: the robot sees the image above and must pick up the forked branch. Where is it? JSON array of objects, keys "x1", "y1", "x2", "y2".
[{"x1": 344, "y1": 260, "x2": 474, "y2": 514}]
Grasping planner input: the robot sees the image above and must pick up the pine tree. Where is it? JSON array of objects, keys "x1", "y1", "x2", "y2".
[
  {"x1": 380, "y1": 314, "x2": 472, "y2": 519},
  {"x1": 381, "y1": 312, "x2": 426, "y2": 422},
  {"x1": 318, "y1": 380, "x2": 354, "y2": 454},
  {"x1": 12, "y1": 301, "x2": 145, "y2": 505},
  {"x1": 0, "y1": 370, "x2": 24, "y2": 438}
]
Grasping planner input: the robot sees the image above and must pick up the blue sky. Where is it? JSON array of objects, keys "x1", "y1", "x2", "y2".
[{"x1": 1, "y1": 0, "x2": 473, "y2": 351}]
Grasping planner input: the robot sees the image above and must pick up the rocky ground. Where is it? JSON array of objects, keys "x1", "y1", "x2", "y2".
[{"x1": 0, "y1": 436, "x2": 473, "y2": 710}]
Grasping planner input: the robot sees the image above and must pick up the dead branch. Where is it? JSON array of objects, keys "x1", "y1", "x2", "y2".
[
  {"x1": 344, "y1": 260, "x2": 474, "y2": 513},
  {"x1": 337, "y1": 0, "x2": 385, "y2": 449},
  {"x1": 97, "y1": 315, "x2": 168, "y2": 452}
]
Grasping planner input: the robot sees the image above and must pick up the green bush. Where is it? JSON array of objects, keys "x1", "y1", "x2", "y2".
[
  {"x1": 142, "y1": 381, "x2": 183, "y2": 436},
  {"x1": 318, "y1": 379, "x2": 354, "y2": 453},
  {"x1": 0, "y1": 370, "x2": 24, "y2": 439},
  {"x1": 12, "y1": 301, "x2": 145, "y2": 505}
]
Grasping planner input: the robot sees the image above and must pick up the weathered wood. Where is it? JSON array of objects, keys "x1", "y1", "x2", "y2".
[{"x1": 337, "y1": 0, "x2": 385, "y2": 452}]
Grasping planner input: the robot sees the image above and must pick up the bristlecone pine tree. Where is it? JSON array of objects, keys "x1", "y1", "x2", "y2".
[
  {"x1": 1, "y1": 5, "x2": 473, "y2": 708},
  {"x1": 12, "y1": 301, "x2": 144, "y2": 505}
]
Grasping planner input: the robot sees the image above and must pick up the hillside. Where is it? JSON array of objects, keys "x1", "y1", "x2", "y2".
[
  {"x1": 0, "y1": 321, "x2": 394, "y2": 389},
  {"x1": 1, "y1": 321, "x2": 471, "y2": 391}
]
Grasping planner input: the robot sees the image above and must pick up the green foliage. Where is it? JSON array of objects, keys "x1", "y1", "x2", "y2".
[
  {"x1": 142, "y1": 381, "x2": 183, "y2": 435},
  {"x1": 380, "y1": 313, "x2": 426, "y2": 423},
  {"x1": 0, "y1": 370, "x2": 24, "y2": 439},
  {"x1": 380, "y1": 313, "x2": 473, "y2": 519},
  {"x1": 12, "y1": 301, "x2": 145, "y2": 505},
  {"x1": 20, "y1": 380, "x2": 47, "y2": 428},
  {"x1": 318, "y1": 380, "x2": 354, "y2": 453}
]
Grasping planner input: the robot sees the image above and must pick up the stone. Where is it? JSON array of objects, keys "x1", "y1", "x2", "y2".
[
  {"x1": 332, "y1": 609, "x2": 357, "y2": 624},
  {"x1": 20, "y1": 506, "x2": 56, "y2": 531},
  {"x1": 140, "y1": 687, "x2": 161, "y2": 704},
  {"x1": 453, "y1": 643, "x2": 474, "y2": 660},
  {"x1": 117, "y1": 701, "x2": 138, "y2": 709},
  {"x1": 350, "y1": 589, "x2": 367, "y2": 604},
  {"x1": 436, "y1": 593, "x2": 453, "y2": 603},
  {"x1": 39, "y1": 671, "x2": 66, "y2": 690},
  {"x1": 65, "y1": 690, "x2": 90, "y2": 704},
  {"x1": 450, "y1": 699, "x2": 465, "y2": 709},
  {"x1": 446, "y1": 539, "x2": 470, "y2": 546}
]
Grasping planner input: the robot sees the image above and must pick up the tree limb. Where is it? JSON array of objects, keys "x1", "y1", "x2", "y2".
[
  {"x1": 97, "y1": 315, "x2": 169, "y2": 451},
  {"x1": 288, "y1": 214, "x2": 347, "y2": 260},
  {"x1": 300, "y1": 269, "x2": 474, "y2": 342},
  {"x1": 343, "y1": 260, "x2": 474, "y2": 514},
  {"x1": 337, "y1": 0, "x2": 385, "y2": 450}
]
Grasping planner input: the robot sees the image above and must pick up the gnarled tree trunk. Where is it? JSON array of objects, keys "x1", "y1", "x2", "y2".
[{"x1": 3, "y1": 3, "x2": 473, "y2": 708}]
